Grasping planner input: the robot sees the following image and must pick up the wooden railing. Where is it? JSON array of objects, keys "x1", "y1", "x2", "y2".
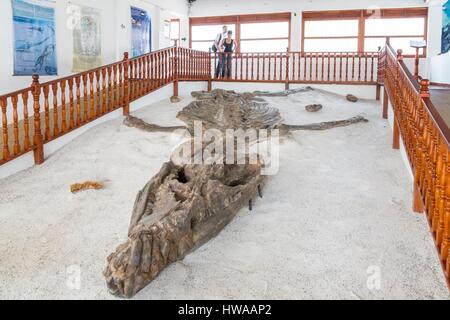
[
  {"x1": 212, "y1": 51, "x2": 379, "y2": 85},
  {"x1": 1, "y1": 47, "x2": 378, "y2": 168},
  {"x1": 382, "y1": 42, "x2": 450, "y2": 288}
]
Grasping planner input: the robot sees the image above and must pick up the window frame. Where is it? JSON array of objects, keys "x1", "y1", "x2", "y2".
[
  {"x1": 189, "y1": 12, "x2": 291, "y2": 53},
  {"x1": 301, "y1": 7, "x2": 428, "y2": 57}
]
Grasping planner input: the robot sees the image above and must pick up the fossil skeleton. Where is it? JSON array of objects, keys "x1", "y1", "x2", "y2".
[{"x1": 104, "y1": 89, "x2": 368, "y2": 298}]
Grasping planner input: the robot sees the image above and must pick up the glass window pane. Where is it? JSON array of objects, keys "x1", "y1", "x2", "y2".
[
  {"x1": 241, "y1": 39, "x2": 289, "y2": 52},
  {"x1": 241, "y1": 22, "x2": 289, "y2": 39},
  {"x1": 304, "y1": 20, "x2": 359, "y2": 37},
  {"x1": 365, "y1": 18, "x2": 425, "y2": 36},
  {"x1": 389, "y1": 37, "x2": 425, "y2": 55},
  {"x1": 304, "y1": 38, "x2": 358, "y2": 52},
  {"x1": 192, "y1": 41, "x2": 213, "y2": 52},
  {"x1": 364, "y1": 37, "x2": 387, "y2": 52},
  {"x1": 191, "y1": 24, "x2": 235, "y2": 41},
  {"x1": 170, "y1": 21, "x2": 180, "y2": 40}
]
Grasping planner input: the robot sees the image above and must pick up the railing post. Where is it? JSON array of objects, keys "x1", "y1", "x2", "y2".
[
  {"x1": 172, "y1": 47, "x2": 179, "y2": 100},
  {"x1": 376, "y1": 46, "x2": 382, "y2": 101},
  {"x1": 397, "y1": 49, "x2": 403, "y2": 62},
  {"x1": 208, "y1": 48, "x2": 212, "y2": 92},
  {"x1": 285, "y1": 47, "x2": 290, "y2": 90},
  {"x1": 31, "y1": 74, "x2": 44, "y2": 165},
  {"x1": 420, "y1": 79, "x2": 430, "y2": 98},
  {"x1": 383, "y1": 88, "x2": 389, "y2": 119},
  {"x1": 392, "y1": 116, "x2": 400, "y2": 150},
  {"x1": 123, "y1": 52, "x2": 130, "y2": 116}
]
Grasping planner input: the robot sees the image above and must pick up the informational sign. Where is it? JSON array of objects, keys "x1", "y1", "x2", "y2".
[
  {"x1": 72, "y1": 5, "x2": 102, "y2": 72},
  {"x1": 131, "y1": 6, "x2": 151, "y2": 57},
  {"x1": 12, "y1": 0, "x2": 57, "y2": 76},
  {"x1": 443, "y1": 1, "x2": 450, "y2": 54}
]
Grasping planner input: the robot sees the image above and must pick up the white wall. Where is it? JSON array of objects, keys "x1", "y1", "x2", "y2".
[
  {"x1": 429, "y1": 0, "x2": 450, "y2": 83},
  {"x1": 0, "y1": 0, "x2": 189, "y2": 96}
]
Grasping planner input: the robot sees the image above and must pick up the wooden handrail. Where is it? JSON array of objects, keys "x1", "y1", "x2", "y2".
[
  {"x1": 1, "y1": 46, "x2": 379, "y2": 167},
  {"x1": 383, "y1": 41, "x2": 450, "y2": 289}
]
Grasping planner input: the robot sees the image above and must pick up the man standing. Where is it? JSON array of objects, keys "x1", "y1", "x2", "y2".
[{"x1": 213, "y1": 26, "x2": 228, "y2": 78}]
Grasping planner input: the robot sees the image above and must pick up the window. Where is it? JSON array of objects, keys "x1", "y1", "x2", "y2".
[
  {"x1": 303, "y1": 19, "x2": 359, "y2": 52},
  {"x1": 191, "y1": 24, "x2": 235, "y2": 51},
  {"x1": 302, "y1": 8, "x2": 428, "y2": 56},
  {"x1": 170, "y1": 19, "x2": 180, "y2": 46},
  {"x1": 240, "y1": 22, "x2": 289, "y2": 52},
  {"x1": 190, "y1": 13, "x2": 291, "y2": 52},
  {"x1": 364, "y1": 17, "x2": 427, "y2": 55}
]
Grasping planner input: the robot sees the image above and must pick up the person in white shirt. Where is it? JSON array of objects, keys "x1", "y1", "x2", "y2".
[{"x1": 213, "y1": 26, "x2": 228, "y2": 78}]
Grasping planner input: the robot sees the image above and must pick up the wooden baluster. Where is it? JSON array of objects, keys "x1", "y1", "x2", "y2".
[
  {"x1": 88, "y1": 72, "x2": 95, "y2": 120},
  {"x1": 358, "y1": 54, "x2": 362, "y2": 82},
  {"x1": 364, "y1": 54, "x2": 369, "y2": 82},
  {"x1": 31, "y1": 75, "x2": 44, "y2": 164},
  {"x1": 370, "y1": 53, "x2": 375, "y2": 82},
  {"x1": 315, "y1": 53, "x2": 319, "y2": 81},
  {"x1": 440, "y1": 145, "x2": 450, "y2": 263},
  {"x1": 43, "y1": 85, "x2": 50, "y2": 140},
  {"x1": 139, "y1": 57, "x2": 144, "y2": 95},
  {"x1": 434, "y1": 138, "x2": 445, "y2": 234},
  {"x1": 279, "y1": 53, "x2": 283, "y2": 82},
  {"x1": 50, "y1": 84, "x2": 58, "y2": 137},
  {"x1": 12, "y1": 95, "x2": 20, "y2": 155},
  {"x1": 75, "y1": 77, "x2": 81, "y2": 126},
  {"x1": 95, "y1": 70, "x2": 101, "y2": 116},
  {"x1": 303, "y1": 53, "x2": 308, "y2": 81},
  {"x1": 21, "y1": 92, "x2": 31, "y2": 150},
  {"x1": 101, "y1": 68, "x2": 107, "y2": 114},
  {"x1": 107, "y1": 67, "x2": 113, "y2": 112},
  {"x1": 285, "y1": 49, "x2": 290, "y2": 90},
  {"x1": 291, "y1": 52, "x2": 296, "y2": 82},
  {"x1": 118, "y1": 63, "x2": 123, "y2": 106},
  {"x1": 60, "y1": 80, "x2": 67, "y2": 132},
  {"x1": 339, "y1": 54, "x2": 343, "y2": 82},
  {"x1": 68, "y1": 78, "x2": 75, "y2": 129},
  {"x1": 327, "y1": 53, "x2": 331, "y2": 82},
  {"x1": 129, "y1": 60, "x2": 134, "y2": 99},
  {"x1": 262, "y1": 54, "x2": 265, "y2": 80},
  {"x1": 310, "y1": 53, "x2": 314, "y2": 81},
  {"x1": 1, "y1": 98, "x2": 9, "y2": 161},
  {"x1": 352, "y1": 53, "x2": 356, "y2": 81},
  {"x1": 345, "y1": 53, "x2": 349, "y2": 82},
  {"x1": 123, "y1": 52, "x2": 130, "y2": 116},
  {"x1": 273, "y1": 54, "x2": 277, "y2": 81},
  {"x1": 333, "y1": 53, "x2": 337, "y2": 82},
  {"x1": 113, "y1": 65, "x2": 118, "y2": 109},
  {"x1": 321, "y1": 53, "x2": 325, "y2": 82},
  {"x1": 82, "y1": 74, "x2": 88, "y2": 121}
]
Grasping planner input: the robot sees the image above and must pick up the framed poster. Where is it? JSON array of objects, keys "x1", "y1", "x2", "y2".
[
  {"x1": 12, "y1": 0, "x2": 57, "y2": 76},
  {"x1": 72, "y1": 5, "x2": 102, "y2": 72},
  {"x1": 443, "y1": 0, "x2": 450, "y2": 54},
  {"x1": 131, "y1": 6, "x2": 151, "y2": 57}
]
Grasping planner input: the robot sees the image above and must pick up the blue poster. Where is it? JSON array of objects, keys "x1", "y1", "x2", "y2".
[
  {"x1": 443, "y1": 1, "x2": 450, "y2": 54},
  {"x1": 131, "y1": 6, "x2": 151, "y2": 57},
  {"x1": 12, "y1": 0, "x2": 57, "y2": 76}
]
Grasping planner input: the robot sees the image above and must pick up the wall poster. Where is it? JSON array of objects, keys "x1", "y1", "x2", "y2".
[
  {"x1": 443, "y1": 1, "x2": 450, "y2": 54},
  {"x1": 131, "y1": 6, "x2": 151, "y2": 57},
  {"x1": 72, "y1": 4, "x2": 102, "y2": 72},
  {"x1": 12, "y1": 0, "x2": 57, "y2": 76}
]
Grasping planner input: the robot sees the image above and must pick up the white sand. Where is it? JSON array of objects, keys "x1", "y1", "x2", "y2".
[{"x1": 0, "y1": 89, "x2": 449, "y2": 300}]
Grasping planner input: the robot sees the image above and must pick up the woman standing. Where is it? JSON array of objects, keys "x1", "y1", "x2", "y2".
[{"x1": 218, "y1": 31, "x2": 237, "y2": 79}]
